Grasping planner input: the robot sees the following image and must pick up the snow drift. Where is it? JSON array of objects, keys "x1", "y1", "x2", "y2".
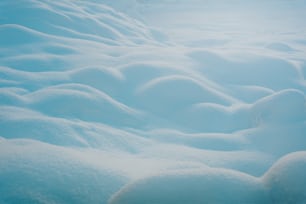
[{"x1": 1, "y1": 0, "x2": 306, "y2": 203}]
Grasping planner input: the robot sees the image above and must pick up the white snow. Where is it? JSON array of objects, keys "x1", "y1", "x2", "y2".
[{"x1": 1, "y1": 0, "x2": 306, "y2": 203}]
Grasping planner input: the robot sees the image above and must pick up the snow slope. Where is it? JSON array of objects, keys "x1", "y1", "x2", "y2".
[{"x1": 1, "y1": 0, "x2": 306, "y2": 203}]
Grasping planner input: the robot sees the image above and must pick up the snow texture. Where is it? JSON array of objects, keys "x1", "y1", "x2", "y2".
[{"x1": 1, "y1": 0, "x2": 306, "y2": 203}]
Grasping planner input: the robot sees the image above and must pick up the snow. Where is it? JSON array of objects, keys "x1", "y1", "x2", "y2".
[
  {"x1": 110, "y1": 168, "x2": 269, "y2": 204},
  {"x1": 1, "y1": 0, "x2": 306, "y2": 203},
  {"x1": 263, "y1": 151, "x2": 306, "y2": 203}
]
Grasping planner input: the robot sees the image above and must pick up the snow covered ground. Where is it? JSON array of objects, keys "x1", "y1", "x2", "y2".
[{"x1": 1, "y1": 0, "x2": 306, "y2": 203}]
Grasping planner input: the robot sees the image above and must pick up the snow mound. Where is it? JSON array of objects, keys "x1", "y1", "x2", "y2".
[
  {"x1": 110, "y1": 169, "x2": 268, "y2": 204},
  {"x1": 263, "y1": 151, "x2": 306, "y2": 203},
  {"x1": 0, "y1": 139, "x2": 126, "y2": 204}
]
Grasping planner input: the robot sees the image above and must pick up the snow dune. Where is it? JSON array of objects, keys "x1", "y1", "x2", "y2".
[{"x1": 1, "y1": 0, "x2": 306, "y2": 203}]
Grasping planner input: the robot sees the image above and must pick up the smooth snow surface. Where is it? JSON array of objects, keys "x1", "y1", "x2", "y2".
[{"x1": 1, "y1": 0, "x2": 306, "y2": 203}]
